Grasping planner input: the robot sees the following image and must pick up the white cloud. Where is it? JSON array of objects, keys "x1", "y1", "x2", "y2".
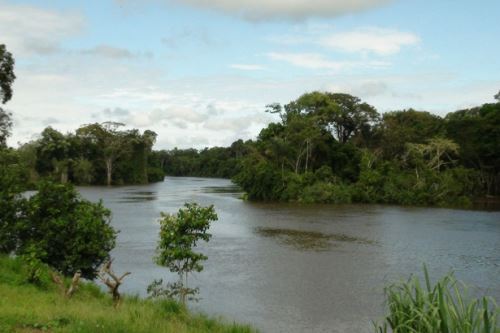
[
  {"x1": 267, "y1": 52, "x2": 389, "y2": 71},
  {"x1": 267, "y1": 52, "x2": 349, "y2": 70},
  {"x1": 318, "y1": 27, "x2": 420, "y2": 55},
  {"x1": 0, "y1": 2, "x2": 84, "y2": 56},
  {"x1": 230, "y1": 64, "x2": 266, "y2": 71},
  {"x1": 80, "y1": 45, "x2": 152, "y2": 59},
  {"x1": 170, "y1": 0, "x2": 392, "y2": 21}
]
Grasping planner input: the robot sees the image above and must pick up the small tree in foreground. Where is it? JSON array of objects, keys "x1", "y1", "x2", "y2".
[{"x1": 153, "y1": 203, "x2": 218, "y2": 304}]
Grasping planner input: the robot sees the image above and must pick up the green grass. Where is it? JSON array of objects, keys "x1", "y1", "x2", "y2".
[
  {"x1": 375, "y1": 266, "x2": 500, "y2": 333},
  {"x1": 0, "y1": 256, "x2": 255, "y2": 333}
]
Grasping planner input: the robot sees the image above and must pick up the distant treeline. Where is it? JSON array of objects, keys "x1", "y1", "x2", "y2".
[
  {"x1": 163, "y1": 92, "x2": 500, "y2": 207},
  {"x1": 155, "y1": 140, "x2": 249, "y2": 179},
  {"x1": 1, "y1": 122, "x2": 165, "y2": 186},
  {"x1": 2, "y1": 92, "x2": 499, "y2": 208}
]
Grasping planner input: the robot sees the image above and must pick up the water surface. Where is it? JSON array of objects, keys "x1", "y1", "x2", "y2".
[{"x1": 78, "y1": 177, "x2": 500, "y2": 333}]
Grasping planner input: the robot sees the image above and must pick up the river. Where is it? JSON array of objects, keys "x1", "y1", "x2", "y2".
[{"x1": 78, "y1": 176, "x2": 500, "y2": 333}]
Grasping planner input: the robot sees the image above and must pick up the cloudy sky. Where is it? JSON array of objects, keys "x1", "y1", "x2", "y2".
[{"x1": 2, "y1": 0, "x2": 499, "y2": 148}]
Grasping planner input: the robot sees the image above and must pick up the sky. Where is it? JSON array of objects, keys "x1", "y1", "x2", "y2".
[{"x1": 2, "y1": 0, "x2": 499, "y2": 149}]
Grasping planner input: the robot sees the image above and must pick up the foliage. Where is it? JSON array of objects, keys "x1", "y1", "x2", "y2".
[
  {"x1": 0, "y1": 108, "x2": 12, "y2": 147},
  {"x1": 0, "y1": 44, "x2": 15, "y2": 104},
  {"x1": 0, "y1": 44, "x2": 15, "y2": 147},
  {"x1": 300, "y1": 182, "x2": 353, "y2": 204},
  {"x1": 375, "y1": 266, "x2": 499, "y2": 333},
  {"x1": 230, "y1": 92, "x2": 498, "y2": 207},
  {"x1": 3, "y1": 86, "x2": 499, "y2": 207},
  {"x1": 161, "y1": 141, "x2": 249, "y2": 179},
  {"x1": 13, "y1": 181, "x2": 117, "y2": 279},
  {"x1": 378, "y1": 109, "x2": 444, "y2": 157},
  {"x1": 0, "y1": 149, "x2": 28, "y2": 254},
  {"x1": 2, "y1": 122, "x2": 166, "y2": 186},
  {"x1": 154, "y1": 203, "x2": 218, "y2": 304}
]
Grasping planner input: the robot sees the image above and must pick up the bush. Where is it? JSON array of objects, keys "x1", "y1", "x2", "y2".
[
  {"x1": 15, "y1": 181, "x2": 117, "y2": 279},
  {"x1": 147, "y1": 167, "x2": 165, "y2": 183},
  {"x1": 300, "y1": 182, "x2": 352, "y2": 204}
]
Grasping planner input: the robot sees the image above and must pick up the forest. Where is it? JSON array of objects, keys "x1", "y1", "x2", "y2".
[
  {"x1": 0, "y1": 121, "x2": 166, "y2": 187},
  {"x1": 162, "y1": 92, "x2": 500, "y2": 208},
  {"x1": 1, "y1": 42, "x2": 500, "y2": 207}
]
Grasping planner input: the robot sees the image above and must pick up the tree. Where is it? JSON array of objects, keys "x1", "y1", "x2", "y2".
[
  {"x1": 76, "y1": 122, "x2": 129, "y2": 185},
  {"x1": 35, "y1": 127, "x2": 71, "y2": 182},
  {"x1": 379, "y1": 109, "x2": 444, "y2": 158},
  {"x1": 15, "y1": 181, "x2": 117, "y2": 279},
  {"x1": 154, "y1": 203, "x2": 218, "y2": 304},
  {"x1": 495, "y1": 90, "x2": 500, "y2": 102},
  {"x1": 324, "y1": 93, "x2": 379, "y2": 144},
  {"x1": 0, "y1": 44, "x2": 15, "y2": 104},
  {"x1": 290, "y1": 92, "x2": 379, "y2": 144},
  {"x1": 0, "y1": 109, "x2": 12, "y2": 147},
  {"x1": 0, "y1": 44, "x2": 15, "y2": 147}
]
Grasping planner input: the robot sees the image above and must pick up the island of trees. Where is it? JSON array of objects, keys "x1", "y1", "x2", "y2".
[{"x1": 157, "y1": 92, "x2": 500, "y2": 208}]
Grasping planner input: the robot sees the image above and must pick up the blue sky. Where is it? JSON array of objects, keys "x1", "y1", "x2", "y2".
[{"x1": 2, "y1": 0, "x2": 499, "y2": 148}]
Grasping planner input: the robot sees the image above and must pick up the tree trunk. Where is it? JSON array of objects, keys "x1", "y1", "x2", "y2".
[
  {"x1": 305, "y1": 140, "x2": 309, "y2": 172},
  {"x1": 105, "y1": 158, "x2": 113, "y2": 186},
  {"x1": 60, "y1": 169, "x2": 68, "y2": 184}
]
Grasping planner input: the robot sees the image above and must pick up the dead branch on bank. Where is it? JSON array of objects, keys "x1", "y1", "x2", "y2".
[{"x1": 97, "y1": 259, "x2": 131, "y2": 307}]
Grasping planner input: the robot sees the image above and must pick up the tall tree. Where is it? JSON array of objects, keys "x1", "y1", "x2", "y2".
[
  {"x1": 495, "y1": 90, "x2": 500, "y2": 102},
  {"x1": 0, "y1": 44, "x2": 15, "y2": 104},
  {"x1": 36, "y1": 127, "x2": 71, "y2": 183},
  {"x1": 0, "y1": 110, "x2": 12, "y2": 148},
  {"x1": 323, "y1": 93, "x2": 379, "y2": 144},
  {"x1": 283, "y1": 92, "x2": 379, "y2": 144},
  {"x1": 76, "y1": 122, "x2": 129, "y2": 186},
  {"x1": 379, "y1": 109, "x2": 444, "y2": 158}
]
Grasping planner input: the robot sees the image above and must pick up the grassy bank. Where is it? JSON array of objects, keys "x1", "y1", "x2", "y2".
[{"x1": 0, "y1": 256, "x2": 254, "y2": 333}]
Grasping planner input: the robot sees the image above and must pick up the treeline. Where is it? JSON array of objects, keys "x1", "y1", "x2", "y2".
[
  {"x1": 2, "y1": 122, "x2": 165, "y2": 187},
  {"x1": 166, "y1": 92, "x2": 500, "y2": 207},
  {"x1": 155, "y1": 140, "x2": 249, "y2": 178}
]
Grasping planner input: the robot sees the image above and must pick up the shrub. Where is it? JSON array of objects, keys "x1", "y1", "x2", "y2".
[
  {"x1": 300, "y1": 182, "x2": 352, "y2": 204},
  {"x1": 16, "y1": 181, "x2": 117, "y2": 279},
  {"x1": 147, "y1": 167, "x2": 165, "y2": 183}
]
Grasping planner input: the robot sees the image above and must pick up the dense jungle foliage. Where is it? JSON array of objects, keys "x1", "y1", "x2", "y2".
[
  {"x1": 0, "y1": 122, "x2": 166, "y2": 187},
  {"x1": 163, "y1": 92, "x2": 500, "y2": 208}
]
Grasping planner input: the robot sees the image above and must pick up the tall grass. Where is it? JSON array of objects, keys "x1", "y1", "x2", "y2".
[{"x1": 375, "y1": 266, "x2": 499, "y2": 333}]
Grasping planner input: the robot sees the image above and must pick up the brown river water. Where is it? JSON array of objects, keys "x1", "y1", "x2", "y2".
[{"x1": 78, "y1": 176, "x2": 500, "y2": 333}]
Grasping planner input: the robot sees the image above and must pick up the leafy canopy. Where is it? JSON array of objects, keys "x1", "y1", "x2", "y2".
[{"x1": 0, "y1": 44, "x2": 15, "y2": 104}]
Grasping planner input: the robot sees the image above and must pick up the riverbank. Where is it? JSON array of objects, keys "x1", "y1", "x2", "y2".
[{"x1": 0, "y1": 256, "x2": 254, "y2": 333}]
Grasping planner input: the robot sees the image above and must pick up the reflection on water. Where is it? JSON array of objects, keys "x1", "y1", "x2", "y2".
[
  {"x1": 77, "y1": 177, "x2": 500, "y2": 333},
  {"x1": 255, "y1": 227, "x2": 376, "y2": 251},
  {"x1": 118, "y1": 190, "x2": 158, "y2": 203},
  {"x1": 201, "y1": 185, "x2": 243, "y2": 194}
]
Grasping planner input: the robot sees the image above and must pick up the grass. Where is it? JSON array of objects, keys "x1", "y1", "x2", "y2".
[
  {"x1": 375, "y1": 266, "x2": 500, "y2": 333},
  {"x1": 0, "y1": 255, "x2": 255, "y2": 333}
]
